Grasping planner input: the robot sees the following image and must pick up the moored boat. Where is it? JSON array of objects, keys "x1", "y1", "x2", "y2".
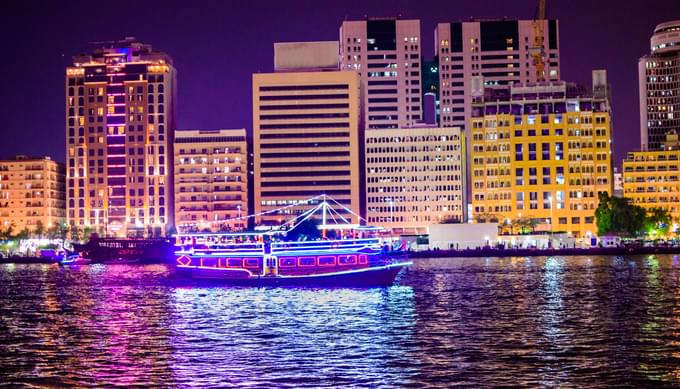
[
  {"x1": 72, "y1": 234, "x2": 174, "y2": 264},
  {"x1": 174, "y1": 195, "x2": 411, "y2": 286},
  {"x1": 174, "y1": 236, "x2": 411, "y2": 286}
]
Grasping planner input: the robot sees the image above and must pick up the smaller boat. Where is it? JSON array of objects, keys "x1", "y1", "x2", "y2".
[{"x1": 59, "y1": 252, "x2": 91, "y2": 265}]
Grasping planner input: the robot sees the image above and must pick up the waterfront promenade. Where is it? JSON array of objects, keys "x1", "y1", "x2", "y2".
[
  {"x1": 2, "y1": 242, "x2": 680, "y2": 264},
  {"x1": 411, "y1": 244, "x2": 680, "y2": 258}
]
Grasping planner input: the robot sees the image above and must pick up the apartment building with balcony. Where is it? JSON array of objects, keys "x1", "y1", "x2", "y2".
[
  {"x1": 623, "y1": 131, "x2": 680, "y2": 221},
  {"x1": 66, "y1": 37, "x2": 176, "y2": 237},
  {"x1": 174, "y1": 129, "x2": 248, "y2": 232},
  {"x1": 0, "y1": 156, "x2": 66, "y2": 232}
]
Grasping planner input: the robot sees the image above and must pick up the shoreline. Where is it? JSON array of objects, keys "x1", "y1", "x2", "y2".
[
  {"x1": 408, "y1": 245, "x2": 680, "y2": 258},
  {"x1": 2, "y1": 245, "x2": 680, "y2": 265}
]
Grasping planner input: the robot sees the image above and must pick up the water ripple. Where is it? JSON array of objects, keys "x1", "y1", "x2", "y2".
[{"x1": 0, "y1": 255, "x2": 679, "y2": 387}]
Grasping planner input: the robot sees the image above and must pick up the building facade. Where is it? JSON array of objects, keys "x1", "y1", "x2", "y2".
[
  {"x1": 339, "y1": 18, "x2": 422, "y2": 129},
  {"x1": 252, "y1": 70, "x2": 362, "y2": 226},
  {"x1": 470, "y1": 72, "x2": 613, "y2": 238},
  {"x1": 0, "y1": 156, "x2": 66, "y2": 233},
  {"x1": 613, "y1": 167, "x2": 623, "y2": 197},
  {"x1": 639, "y1": 20, "x2": 680, "y2": 151},
  {"x1": 174, "y1": 129, "x2": 248, "y2": 233},
  {"x1": 434, "y1": 20, "x2": 561, "y2": 211},
  {"x1": 623, "y1": 132, "x2": 680, "y2": 221},
  {"x1": 435, "y1": 19, "x2": 561, "y2": 130},
  {"x1": 365, "y1": 126, "x2": 464, "y2": 234},
  {"x1": 65, "y1": 37, "x2": 176, "y2": 237}
]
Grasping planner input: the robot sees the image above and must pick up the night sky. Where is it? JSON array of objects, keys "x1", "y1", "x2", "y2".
[{"x1": 1, "y1": 0, "x2": 678, "y2": 168}]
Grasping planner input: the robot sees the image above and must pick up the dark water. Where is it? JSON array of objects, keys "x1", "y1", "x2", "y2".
[{"x1": 1, "y1": 256, "x2": 679, "y2": 387}]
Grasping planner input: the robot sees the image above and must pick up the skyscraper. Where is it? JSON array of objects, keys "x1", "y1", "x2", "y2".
[
  {"x1": 639, "y1": 20, "x2": 680, "y2": 151},
  {"x1": 435, "y1": 19, "x2": 561, "y2": 131},
  {"x1": 339, "y1": 18, "x2": 422, "y2": 129},
  {"x1": 65, "y1": 37, "x2": 176, "y2": 237},
  {"x1": 252, "y1": 42, "x2": 362, "y2": 226},
  {"x1": 435, "y1": 19, "x2": 560, "y2": 213}
]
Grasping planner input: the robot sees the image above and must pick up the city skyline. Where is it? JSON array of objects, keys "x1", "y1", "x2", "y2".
[{"x1": 1, "y1": 0, "x2": 678, "y2": 168}]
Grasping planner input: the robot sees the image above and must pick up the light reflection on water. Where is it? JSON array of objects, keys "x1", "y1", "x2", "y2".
[
  {"x1": 0, "y1": 255, "x2": 679, "y2": 387},
  {"x1": 170, "y1": 286, "x2": 416, "y2": 387}
]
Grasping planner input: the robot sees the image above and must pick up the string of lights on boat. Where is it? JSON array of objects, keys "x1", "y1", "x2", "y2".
[{"x1": 176, "y1": 194, "x2": 380, "y2": 235}]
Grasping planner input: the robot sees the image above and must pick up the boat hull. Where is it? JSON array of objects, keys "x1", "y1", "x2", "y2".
[{"x1": 177, "y1": 262, "x2": 410, "y2": 287}]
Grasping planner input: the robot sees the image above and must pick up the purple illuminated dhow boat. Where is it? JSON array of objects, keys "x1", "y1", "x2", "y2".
[{"x1": 174, "y1": 196, "x2": 411, "y2": 287}]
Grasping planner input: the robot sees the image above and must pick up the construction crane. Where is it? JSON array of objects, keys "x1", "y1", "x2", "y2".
[{"x1": 530, "y1": 0, "x2": 546, "y2": 82}]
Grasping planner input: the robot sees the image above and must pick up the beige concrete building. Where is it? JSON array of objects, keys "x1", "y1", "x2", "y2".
[
  {"x1": 365, "y1": 126, "x2": 465, "y2": 233},
  {"x1": 623, "y1": 132, "x2": 680, "y2": 221},
  {"x1": 66, "y1": 37, "x2": 176, "y2": 237},
  {"x1": 274, "y1": 41, "x2": 339, "y2": 71},
  {"x1": 340, "y1": 18, "x2": 422, "y2": 129},
  {"x1": 0, "y1": 156, "x2": 66, "y2": 233},
  {"x1": 174, "y1": 129, "x2": 248, "y2": 233},
  {"x1": 253, "y1": 70, "x2": 362, "y2": 226}
]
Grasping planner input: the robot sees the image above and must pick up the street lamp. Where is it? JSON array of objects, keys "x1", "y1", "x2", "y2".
[
  {"x1": 237, "y1": 205, "x2": 242, "y2": 231},
  {"x1": 388, "y1": 198, "x2": 394, "y2": 224},
  {"x1": 548, "y1": 194, "x2": 554, "y2": 248}
]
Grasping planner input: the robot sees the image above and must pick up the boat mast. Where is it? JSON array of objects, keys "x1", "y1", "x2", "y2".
[{"x1": 321, "y1": 194, "x2": 327, "y2": 239}]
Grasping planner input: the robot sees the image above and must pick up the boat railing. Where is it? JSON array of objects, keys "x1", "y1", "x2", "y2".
[
  {"x1": 175, "y1": 242, "x2": 266, "y2": 256},
  {"x1": 270, "y1": 238, "x2": 381, "y2": 254}
]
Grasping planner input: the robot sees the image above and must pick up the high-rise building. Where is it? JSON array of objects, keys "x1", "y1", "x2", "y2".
[
  {"x1": 435, "y1": 19, "x2": 560, "y2": 130},
  {"x1": 340, "y1": 18, "x2": 422, "y2": 129},
  {"x1": 0, "y1": 156, "x2": 65, "y2": 233},
  {"x1": 174, "y1": 129, "x2": 248, "y2": 233},
  {"x1": 623, "y1": 131, "x2": 680, "y2": 221},
  {"x1": 365, "y1": 125, "x2": 464, "y2": 234},
  {"x1": 253, "y1": 43, "x2": 361, "y2": 226},
  {"x1": 435, "y1": 19, "x2": 561, "y2": 211},
  {"x1": 638, "y1": 20, "x2": 680, "y2": 151},
  {"x1": 65, "y1": 37, "x2": 176, "y2": 237},
  {"x1": 470, "y1": 71, "x2": 612, "y2": 239}
]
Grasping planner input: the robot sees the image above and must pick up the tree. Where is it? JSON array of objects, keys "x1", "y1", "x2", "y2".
[
  {"x1": 70, "y1": 225, "x2": 81, "y2": 242},
  {"x1": 595, "y1": 192, "x2": 647, "y2": 237},
  {"x1": 15, "y1": 228, "x2": 30, "y2": 240},
  {"x1": 45, "y1": 225, "x2": 60, "y2": 239},
  {"x1": 59, "y1": 223, "x2": 69, "y2": 239},
  {"x1": 33, "y1": 221, "x2": 45, "y2": 239},
  {"x1": 0, "y1": 223, "x2": 15, "y2": 240},
  {"x1": 285, "y1": 218, "x2": 321, "y2": 241},
  {"x1": 82, "y1": 226, "x2": 94, "y2": 242},
  {"x1": 440, "y1": 215, "x2": 462, "y2": 224},
  {"x1": 474, "y1": 213, "x2": 499, "y2": 223},
  {"x1": 166, "y1": 226, "x2": 178, "y2": 237},
  {"x1": 645, "y1": 207, "x2": 672, "y2": 237},
  {"x1": 512, "y1": 217, "x2": 537, "y2": 235}
]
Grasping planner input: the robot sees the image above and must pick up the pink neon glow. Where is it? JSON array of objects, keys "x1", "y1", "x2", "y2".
[
  {"x1": 318, "y1": 256, "x2": 336, "y2": 266},
  {"x1": 298, "y1": 257, "x2": 315, "y2": 267},
  {"x1": 338, "y1": 255, "x2": 357, "y2": 265}
]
